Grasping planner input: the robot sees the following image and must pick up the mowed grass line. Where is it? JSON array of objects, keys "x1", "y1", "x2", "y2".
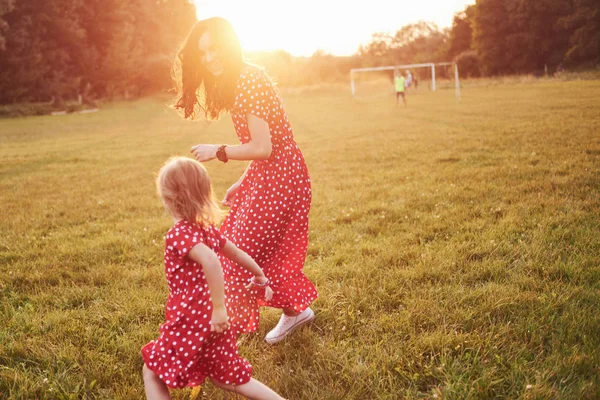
[{"x1": 1, "y1": 80, "x2": 599, "y2": 399}]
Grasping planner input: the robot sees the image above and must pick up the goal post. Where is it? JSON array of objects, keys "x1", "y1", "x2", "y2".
[{"x1": 350, "y1": 62, "x2": 461, "y2": 102}]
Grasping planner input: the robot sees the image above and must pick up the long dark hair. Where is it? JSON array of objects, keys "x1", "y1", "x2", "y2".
[{"x1": 173, "y1": 17, "x2": 244, "y2": 120}]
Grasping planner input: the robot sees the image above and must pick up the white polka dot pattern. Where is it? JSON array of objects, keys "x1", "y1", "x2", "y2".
[
  {"x1": 222, "y1": 67, "x2": 318, "y2": 333},
  {"x1": 142, "y1": 221, "x2": 252, "y2": 388}
]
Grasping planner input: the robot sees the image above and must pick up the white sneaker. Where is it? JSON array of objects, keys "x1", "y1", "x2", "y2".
[{"x1": 265, "y1": 307, "x2": 315, "y2": 344}]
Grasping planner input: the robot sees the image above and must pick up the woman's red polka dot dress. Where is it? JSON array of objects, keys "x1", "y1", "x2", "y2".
[
  {"x1": 221, "y1": 67, "x2": 318, "y2": 333},
  {"x1": 142, "y1": 221, "x2": 252, "y2": 388}
]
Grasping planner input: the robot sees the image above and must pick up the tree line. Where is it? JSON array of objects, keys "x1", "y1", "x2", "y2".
[
  {"x1": 359, "y1": 0, "x2": 599, "y2": 77},
  {"x1": 0, "y1": 0, "x2": 598, "y2": 104},
  {"x1": 0, "y1": 0, "x2": 195, "y2": 104}
]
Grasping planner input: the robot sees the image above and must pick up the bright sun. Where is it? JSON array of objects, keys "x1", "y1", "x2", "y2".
[
  {"x1": 193, "y1": 0, "x2": 475, "y2": 56},
  {"x1": 194, "y1": 1, "x2": 319, "y2": 55}
]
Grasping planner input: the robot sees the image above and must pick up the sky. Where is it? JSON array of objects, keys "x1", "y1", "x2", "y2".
[{"x1": 193, "y1": 0, "x2": 475, "y2": 56}]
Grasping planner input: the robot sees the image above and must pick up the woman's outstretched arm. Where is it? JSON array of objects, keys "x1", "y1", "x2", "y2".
[{"x1": 191, "y1": 113, "x2": 271, "y2": 162}]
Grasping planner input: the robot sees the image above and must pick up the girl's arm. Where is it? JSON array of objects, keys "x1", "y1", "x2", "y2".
[
  {"x1": 188, "y1": 243, "x2": 229, "y2": 333},
  {"x1": 221, "y1": 240, "x2": 274, "y2": 301},
  {"x1": 191, "y1": 114, "x2": 272, "y2": 162}
]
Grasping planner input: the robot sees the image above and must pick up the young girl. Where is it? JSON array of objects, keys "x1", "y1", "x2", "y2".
[
  {"x1": 174, "y1": 16, "x2": 317, "y2": 344},
  {"x1": 142, "y1": 157, "x2": 284, "y2": 400}
]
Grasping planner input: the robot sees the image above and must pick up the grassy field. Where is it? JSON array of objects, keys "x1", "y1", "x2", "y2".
[{"x1": 1, "y1": 79, "x2": 599, "y2": 399}]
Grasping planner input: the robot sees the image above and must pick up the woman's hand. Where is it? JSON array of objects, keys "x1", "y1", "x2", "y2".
[
  {"x1": 210, "y1": 305, "x2": 230, "y2": 333},
  {"x1": 191, "y1": 144, "x2": 219, "y2": 162},
  {"x1": 263, "y1": 286, "x2": 274, "y2": 302},
  {"x1": 222, "y1": 181, "x2": 242, "y2": 207},
  {"x1": 245, "y1": 275, "x2": 274, "y2": 302}
]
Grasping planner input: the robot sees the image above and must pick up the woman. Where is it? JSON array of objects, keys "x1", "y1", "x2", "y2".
[{"x1": 173, "y1": 17, "x2": 317, "y2": 344}]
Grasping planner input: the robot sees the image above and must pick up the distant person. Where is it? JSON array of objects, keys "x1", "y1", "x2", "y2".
[
  {"x1": 174, "y1": 17, "x2": 317, "y2": 344},
  {"x1": 142, "y1": 157, "x2": 284, "y2": 400},
  {"x1": 395, "y1": 70, "x2": 406, "y2": 107},
  {"x1": 405, "y1": 70, "x2": 413, "y2": 88},
  {"x1": 414, "y1": 74, "x2": 419, "y2": 91}
]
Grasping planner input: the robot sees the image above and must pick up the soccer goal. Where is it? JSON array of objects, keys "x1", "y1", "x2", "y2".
[{"x1": 350, "y1": 62, "x2": 461, "y2": 101}]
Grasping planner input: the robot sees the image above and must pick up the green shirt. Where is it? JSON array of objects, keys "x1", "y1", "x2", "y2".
[{"x1": 395, "y1": 76, "x2": 405, "y2": 92}]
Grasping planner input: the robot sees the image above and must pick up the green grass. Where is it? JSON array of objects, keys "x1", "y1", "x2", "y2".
[{"x1": 1, "y1": 79, "x2": 600, "y2": 399}]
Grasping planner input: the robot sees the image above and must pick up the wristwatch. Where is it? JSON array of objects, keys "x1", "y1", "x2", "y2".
[{"x1": 216, "y1": 145, "x2": 228, "y2": 163}]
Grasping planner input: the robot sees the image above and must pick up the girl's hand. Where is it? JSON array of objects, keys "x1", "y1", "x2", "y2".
[
  {"x1": 210, "y1": 305, "x2": 230, "y2": 333},
  {"x1": 245, "y1": 276, "x2": 274, "y2": 302},
  {"x1": 191, "y1": 144, "x2": 218, "y2": 162},
  {"x1": 222, "y1": 181, "x2": 242, "y2": 207}
]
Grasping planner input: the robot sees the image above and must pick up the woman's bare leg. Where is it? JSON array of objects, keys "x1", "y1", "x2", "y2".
[
  {"x1": 143, "y1": 364, "x2": 171, "y2": 400},
  {"x1": 282, "y1": 307, "x2": 299, "y2": 316}
]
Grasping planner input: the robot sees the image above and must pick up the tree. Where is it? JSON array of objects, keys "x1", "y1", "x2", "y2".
[
  {"x1": 0, "y1": 0, "x2": 87, "y2": 103},
  {"x1": 506, "y1": 0, "x2": 572, "y2": 73},
  {"x1": 80, "y1": 0, "x2": 195, "y2": 98},
  {"x1": 0, "y1": 0, "x2": 196, "y2": 104},
  {"x1": 358, "y1": 32, "x2": 394, "y2": 63},
  {"x1": 471, "y1": 0, "x2": 595, "y2": 75},
  {"x1": 447, "y1": 5, "x2": 474, "y2": 60},
  {"x1": 358, "y1": 22, "x2": 449, "y2": 67},
  {"x1": 0, "y1": 0, "x2": 15, "y2": 50},
  {"x1": 559, "y1": 0, "x2": 600, "y2": 67},
  {"x1": 390, "y1": 21, "x2": 449, "y2": 63},
  {"x1": 471, "y1": 0, "x2": 514, "y2": 75},
  {"x1": 455, "y1": 50, "x2": 481, "y2": 77}
]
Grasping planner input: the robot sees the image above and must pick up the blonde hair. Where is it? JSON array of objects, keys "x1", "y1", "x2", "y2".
[{"x1": 157, "y1": 157, "x2": 222, "y2": 225}]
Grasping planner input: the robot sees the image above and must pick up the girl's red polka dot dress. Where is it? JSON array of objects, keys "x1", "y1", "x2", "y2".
[
  {"x1": 142, "y1": 221, "x2": 252, "y2": 388},
  {"x1": 221, "y1": 67, "x2": 318, "y2": 334}
]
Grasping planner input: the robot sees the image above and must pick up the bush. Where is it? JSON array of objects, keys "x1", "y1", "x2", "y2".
[
  {"x1": 455, "y1": 50, "x2": 481, "y2": 78},
  {"x1": 0, "y1": 102, "x2": 88, "y2": 118}
]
